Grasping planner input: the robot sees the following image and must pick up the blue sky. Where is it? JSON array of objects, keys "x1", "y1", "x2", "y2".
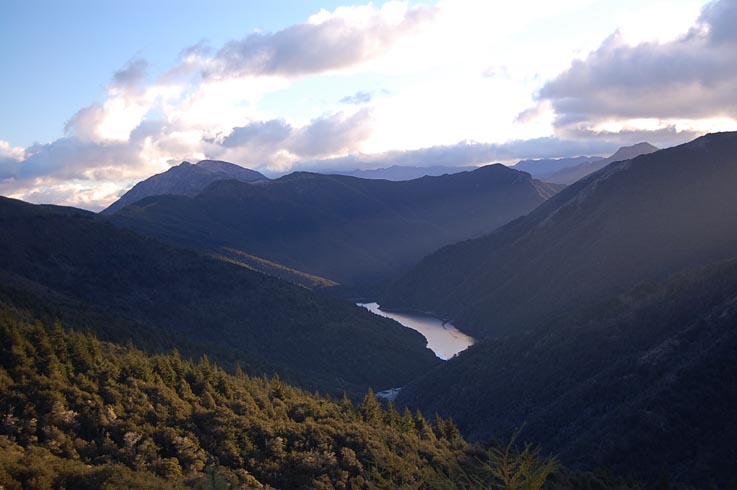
[
  {"x1": 0, "y1": 0, "x2": 353, "y2": 147},
  {"x1": 2, "y1": 0, "x2": 736, "y2": 210}
]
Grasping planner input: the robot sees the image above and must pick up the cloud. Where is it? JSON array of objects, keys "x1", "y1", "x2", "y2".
[
  {"x1": 112, "y1": 59, "x2": 149, "y2": 90},
  {"x1": 203, "y1": 2, "x2": 437, "y2": 80},
  {"x1": 6, "y1": 1, "x2": 733, "y2": 211},
  {"x1": 290, "y1": 109, "x2": 373, "y2": 158},
  {"x1": 218, "y1": 108, "x2": 374, "y2": 169},
  {"x1": 221, "y1": 119, "x2": 293, "y2": 149},
  {"x1": 340, "y1": 91, "x2": 374, "y2": 104},
  {"x1": 18, "y1": 137, "x2": 143, "y2": 181},
  {"x1": 0, "y1": 140, "x2": 25, "y2": 160},
  {"x1": 538, "y1": 0, "x2": 737, "y2": 133},
  {"x1": 5, "y1": 180, "x2": 125, "y2": 211},
  {"x1": 0, "y1": 141, "x2": 23, "y2": 180},
  {"x1": 295, "y1": 136, "x2": 623, "y2": 172},
  {"x1": 0, "y1": 2, "x2": 435, "y2": 210}
]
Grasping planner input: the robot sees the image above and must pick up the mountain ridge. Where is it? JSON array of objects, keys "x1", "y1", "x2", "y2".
[
  {"x1": 544, "y1": 142, "x2": 659, "y2": 184},
  {"x1": 383, "y1": 132, "x2": 737, "y2": 338},
  {"x1": 325, "y1": 164, "x2": 478, "y2": 181},
  {"x1": 512, "y1": 155, "x2": 603, "y2": 178},
  {"x1": 0, "y1": 196, "x2": 439, "y2": 395},
  {"x1": 109, "y1": 164, "x2": 562, "y2": 290},
  {"x1": 102, "y1": 159, "x2": 268, "y2": 214}
]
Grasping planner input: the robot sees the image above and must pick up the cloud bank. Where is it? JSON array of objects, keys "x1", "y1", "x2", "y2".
[
  {"x1": 538, "y1": 0, "x2": 737, "y2": 137},
  {"x1": 204, "y1": 2, "x2": 437, "y2": 79},
  {"x1": 296, "y1": 137, "x2": 623, "y2": 172},
  {"x1": 2, "y1": 0, "x2": 736, "y2": 210}
]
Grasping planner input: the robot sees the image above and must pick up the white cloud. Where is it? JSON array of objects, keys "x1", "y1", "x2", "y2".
[
  {"x1": 0, "y1": 140, "x2": 25, "y2": 161},
  {"x1": 539, "y1": 0, "x2": 737, "y2": 137},
  {"x1": 2, "y1": 0, "x2": 732, "y2": 211},
  {"x1": 202, "y1": 1, "x2": 437, "y2": 79}
]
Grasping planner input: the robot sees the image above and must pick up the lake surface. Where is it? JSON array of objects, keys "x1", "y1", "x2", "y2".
[{"x1": 358, "y1": 302, "x2": 475, "y2": 360}]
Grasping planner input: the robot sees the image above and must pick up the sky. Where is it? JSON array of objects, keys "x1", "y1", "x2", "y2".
[{"x1": 2, "y1": 0, "x2": 736, "y2": 211}]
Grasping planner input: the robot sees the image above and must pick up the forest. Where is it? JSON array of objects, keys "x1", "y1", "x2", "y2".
[{"x1": 0, "y1": 300, "x2": 668, "y2": 490}]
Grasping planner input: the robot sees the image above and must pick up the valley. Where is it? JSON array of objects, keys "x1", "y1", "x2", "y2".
[
  {"x1": 3, "y1": 2, "x2": 737, "y2": 486},
  {"x1": 3, "y1": 132, "x2": 737, "y2": 488}
]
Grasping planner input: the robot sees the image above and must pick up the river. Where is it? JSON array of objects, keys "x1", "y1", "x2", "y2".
[{"x1": 358, "y1": 302, "x2": 475, "y2": 360}]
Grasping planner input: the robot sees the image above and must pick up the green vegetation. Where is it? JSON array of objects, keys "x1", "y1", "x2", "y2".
[
  {"x1": 215, "y1": 247, "x2": 338, "y2": 290},
  {"x1": 428, "y1": 431, "x2": 558, "y2": 490},
  {"x1": 0, "y1": 196, "x2": 439, "y2": 397},
  {"x1": 0, "y1": 304, "x2": 559, "y2": 489}
]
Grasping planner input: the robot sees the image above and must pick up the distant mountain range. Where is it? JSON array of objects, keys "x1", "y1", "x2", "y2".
[
  {"x1": 511, "y1": 155, "x2": 603, "y2": 178},
  {"x1": 102, "y1": 160, "x2": 268, "y2": 214},
  {"x1": 0, "y1": 196, "x2": 439, "y2": 395},
  {"x1": 108, "y1": 164, "x2": 562, "y2": 291},
  {"x1": 510, "y1": 143, "x2": 658, "y2": 184},
  {"x1": 326, "y1": 165, "x2": 477, "y2": 181},
  {"x1": 383, "y1": 133, "x2": 735, "y2": 337},
  {"x1": 543, "y1": 142, "x2": 659, "y2": 184}
]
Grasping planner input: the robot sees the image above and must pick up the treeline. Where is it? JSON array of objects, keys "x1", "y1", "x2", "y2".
[{"x1": 0, "y1": 304, "x2": 558, "y2": 489}]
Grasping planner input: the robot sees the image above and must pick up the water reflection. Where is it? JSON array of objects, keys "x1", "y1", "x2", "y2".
[{"x1": 358, "y1": 302, "x2": 475, "y2": 360}]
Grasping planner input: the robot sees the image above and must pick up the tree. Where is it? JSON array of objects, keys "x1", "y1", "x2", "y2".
[{"x1": 359, "y1": 388, "x2": 382, "y2": 423}]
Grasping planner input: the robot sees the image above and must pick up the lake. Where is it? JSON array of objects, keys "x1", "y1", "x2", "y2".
[{"x1": 358, "y1": 302, "x2": 475, "y2": 360}]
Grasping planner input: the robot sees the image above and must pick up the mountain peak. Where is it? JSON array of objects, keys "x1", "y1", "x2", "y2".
[
  {"x1": 101, "y1": 160, "x2": 268, "y2": 214},
  {"x1": 383, "y1": 132, "x2": 737, "y2": 337},
  {"x1": 543, "y1": 141, "x2": 659, "y2": 184},
  {"x1": 111, "y1": 164, "x2": 561, "y2": 287},
  {"x1": 608, "y1": 142, "x2": 659, "y2": 161}
]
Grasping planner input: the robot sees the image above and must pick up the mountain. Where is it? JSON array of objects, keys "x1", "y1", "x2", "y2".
[
  {"x1": 109, "y1": 165, "x2": 562, "y2": 291},
  {"x1": 327, "y1": 165, "x2": 477, "y2": 181},
  {"x1": 102, "y1": 160, "x2": 268, "y2": 214},
  {"x1": 0, "y1": 196, "x2": 439, "y2": 395},
  {"x1": 396, "y1": 256, "x2": 737, "y2": 484},
  {"x1": 544, "y1": 142, "x2": 658, "y2": 184},
  {"x1": 383, "y1": 132, "x2": 737, "y2": 338},
  {"x1": 512, "y1": 156, "x2": 602, "y2": 179}
]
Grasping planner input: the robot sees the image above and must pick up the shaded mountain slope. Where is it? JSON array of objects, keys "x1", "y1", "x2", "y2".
[
  {"x1": 110, "y1": 165, "x2": 561, "y2": 289},
  {"x1": 396, "y1": 256, "x2": 737, "y2": 484},
  {"x1": 384, "y1": 132, "x2": 737, "y2": 338},
  {"x1": 545, "y1": 143, "x2": 658, "y2": 184},
  {"x1": 102, "y1": 160, "x2": 268, "y2": 214},
  {"x1": 0, "y1": 197, "x2": 439, "y2": 395}
]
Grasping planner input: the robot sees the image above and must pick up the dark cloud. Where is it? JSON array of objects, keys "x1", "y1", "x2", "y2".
[
  {"x1": 558, "y1": 125, "x2": 701, "y2": 148},
  {"x1": 295, "y1": 137, "x2": 623, "y2": 172},
  {"x1": 204, "y1": 4, "x2": 436, "y2": 79},
  {"x1": 290, "y1": 109, "x2": 372, "y2": 157},
  {"x1": 112, "y1": 59, "x2": 148, "y2": 89},
  {"x1": 222, "y1": 120, "x2": 292, "y2": 148},
  {"x1": 17, "y1": 138, "x2": 141, "y2": 181},
  {"x1": 539, "y1": 0, "x2": 737, "y2": 127},
  {"x1": 220, "y1": 109, "x2": 373, "y2": 160},
  {"x1": 340, "y1": 91, "x2": 373, "y2": 104},
  {"x1": 0, "y1": 158, "x2": 20, "y2": 180}
]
